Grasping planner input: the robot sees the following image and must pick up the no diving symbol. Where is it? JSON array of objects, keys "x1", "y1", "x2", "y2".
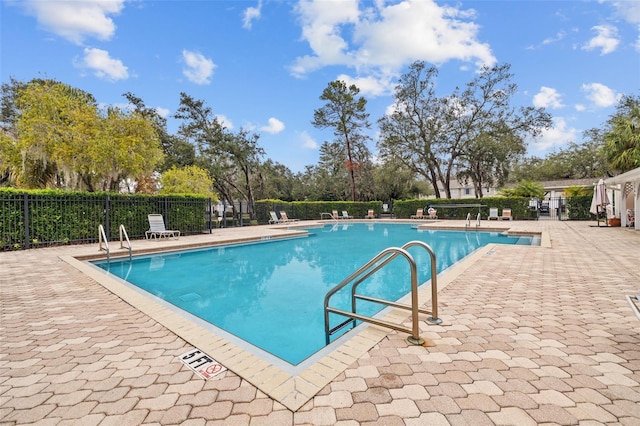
[{"x1": 204, "y1": 363, "x2": 223, "y2": 376}]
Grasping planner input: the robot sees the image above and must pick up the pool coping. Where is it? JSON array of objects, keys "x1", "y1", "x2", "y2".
[{"x1": 60, "y1": 222, "x2": 549, "y2": 411}]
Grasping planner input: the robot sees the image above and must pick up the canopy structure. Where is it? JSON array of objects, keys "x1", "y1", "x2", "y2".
[{"x1": 605, "y1": 167, "x2": 640, "y2": 231}]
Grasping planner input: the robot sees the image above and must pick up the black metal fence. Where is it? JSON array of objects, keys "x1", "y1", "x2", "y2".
[{"x1": 0, "y1": 190, "x2": 212, "y2": 251}]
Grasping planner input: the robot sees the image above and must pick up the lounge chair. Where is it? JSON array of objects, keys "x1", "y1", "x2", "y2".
[
  {"x1": 280, "y1": 211, "x2": 298, "y2": 222},
  {"x1": 268, "y1": 211, "x2": 282, "y2": 224},
  {"x1": 365, "y1": 209, "x2": 375, "y2": 219},
  {"x1": 411, "y1": 209, "x2": 424, "y2": 219},
  {"x1": 146, "y1": 214, "x2": 180, "y2": 239},
  {"x1": 332, "y1": 210, "x2": 340, "y2": 220},
  {"x1": 341, "y1": 211, "x2": 353, "y2": 219},
  {"x1": 488, "y1": 207, "x2": 499, "y2": 220},
  {"x1": 427, "y1": 207, "x2": 438, "y2": 219},
  {"x1": 500, "y1": 208, "x2": 512, "y2": 220}
]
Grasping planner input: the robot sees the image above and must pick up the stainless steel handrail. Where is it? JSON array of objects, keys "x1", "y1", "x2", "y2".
[
  {"x1": 119, "y1": 224, "x2": 132, "y2": 261},
  {"x1": 98, "y1": 224, "x2": 109, "y2": 262},
  {"x1": 324, "y1": 240, "x2": 442, "y2": 345},
  {"x1": 320, "y1": 212, "x2": 339, "y2": 222},
  {"x1": 465, "y1": 212, "x2": 481, "y2": 230}
]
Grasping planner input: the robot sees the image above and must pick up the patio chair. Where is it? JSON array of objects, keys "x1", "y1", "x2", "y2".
[
  {"x1": 341, "y1": 211, "x2": 353, "y2": 219},
  {"x1": 146, "y1": 214, "x2": 180, "y2": 239},
  {"x1": 268, "y1": 211, "x2": 282, "y2": 224},
  {"x1": 427, "y1": 207, "x2": 438, "y2": 219},
  {"x1": 280, "y1": 211, "x2": 299, "y2": 222},
  {"x1": 365, "y1": 209, "x2": 375, "y2": 219},
  {"x1": 627, "y1": 209, "x2": 635, "y2": 227},
  {"x1": 411, "y1": 209, "x2": 424, "y2": 219},
  {"x1": 488, "y1": 207, "x2": 499, "y2": 220},
  {"x1": 500, "y1": 208, "x2": 513, "y2": 220},
  {"x1": 332, "y1": 210, "x2": 340, "y2": 220}
]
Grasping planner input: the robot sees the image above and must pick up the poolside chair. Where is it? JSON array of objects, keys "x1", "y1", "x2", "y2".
[
  {"x1": 146, "y1": 214, "x2": 180, "y2": 239},
  {"x1": 280, "y1": 211, "x2": 298, "y2": 222},
  {"x1": 268, "y1": 211, "x2": 282, "y2": 224},
  {"x1": 411, "y1": 209, "x2": 424, "y2": 219},
  {"x1": 332, "y1": 210, "x2": 340, "y2": 220},
  {"x1": 427, "y1": 207, "x2": 438, "y2": 219},
  {"x1": 341, "y1": 211, "x2": 353, "y2": 219},
  {"x1": 500, "y1": 208, "x2": 513, "y2": 220},
  {"x1": 488, "y1": 207, "x2": 499, "y2": 220},
  {"x1": 365, "y1": 209, "x2": 375, "y2": 219}
]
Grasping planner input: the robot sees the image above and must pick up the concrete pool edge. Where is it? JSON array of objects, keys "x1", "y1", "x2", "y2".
[{"x1": 59, "y1": 226, "x2": 549, "y2": 411}]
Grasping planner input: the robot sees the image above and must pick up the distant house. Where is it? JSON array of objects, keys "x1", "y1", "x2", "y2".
[
  {"x1": 431, "y1": 179, "x2": 501, "y2": 199},
  {"x1": 430, "y1": 178, "x2": 595, "y2": 200},
  {"x1": 537, "y1": 178, "x2": 595, "y2": 198}
]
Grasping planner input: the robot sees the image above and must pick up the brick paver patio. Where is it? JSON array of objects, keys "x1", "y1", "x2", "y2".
[{"x1": 1, "y1": 220, "x2": 639, "y2": 425}]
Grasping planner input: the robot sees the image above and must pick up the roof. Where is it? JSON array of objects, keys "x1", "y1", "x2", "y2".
[{"x1": 605, "y1": 167, "x2": 640, "y2": 185}]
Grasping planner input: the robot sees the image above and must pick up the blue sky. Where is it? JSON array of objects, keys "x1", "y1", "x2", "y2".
[{"x1": 2, "y1": 0, "x2": 639, "y2": 173}]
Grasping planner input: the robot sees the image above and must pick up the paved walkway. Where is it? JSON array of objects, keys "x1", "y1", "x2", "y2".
[{"x1": 1, "y1": 220, "x2": 639, "y2": 425}]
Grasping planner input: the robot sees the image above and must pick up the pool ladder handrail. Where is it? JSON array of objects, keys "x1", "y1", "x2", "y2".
[
  {"x1": 324, "y1": 240, "x2": 442, "y2": 346},
  {"x1": 98, "y1": 224, "x2": 132, "y2": 262},
  {"x1": 98, "y1": 224, "x2": 110, "y2": 262},
  {"x1": 465, "y1": 212, "x2": 481, "y2": 230},
  {"x1": 320, "y1": 212, "x2": 339, "y2": 222}
]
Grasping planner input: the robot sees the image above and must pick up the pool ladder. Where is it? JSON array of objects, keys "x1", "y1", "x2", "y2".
[
  {"x1": 465, "y1": 212, "x2": 481, "y2": 230},
  {"x1": 98, "y1": 224, "x2": 132, "y2": 262},
  {"x1": 324, "y1": 240, "x2": 442, "y2": 346}
]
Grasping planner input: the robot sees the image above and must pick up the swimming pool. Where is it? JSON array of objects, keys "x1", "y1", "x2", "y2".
[{"x1": 93, "y1": 223, "x2": 535, "y2": 365}]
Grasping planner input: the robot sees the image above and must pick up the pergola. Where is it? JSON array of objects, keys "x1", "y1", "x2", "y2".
[{"x1": 605, "y1": 167, "x2": 640, "y2": 230}]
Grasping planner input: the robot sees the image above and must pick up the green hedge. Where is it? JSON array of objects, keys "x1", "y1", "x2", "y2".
[
  {"x1": 255, "y1": 200, "x2": 383, "y2": 223},
  {"x1": 0, "y1": 188, "x2": 210, "y2": 250}
]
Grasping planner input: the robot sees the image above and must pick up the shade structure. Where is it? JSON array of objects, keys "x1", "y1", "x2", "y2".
[{"x1": 590, "y1": 178, "x2": 610, "y2": 225}]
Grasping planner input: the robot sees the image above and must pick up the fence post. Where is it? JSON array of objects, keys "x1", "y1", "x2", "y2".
[
  {"x1": 23, "y1": 193, "x2": 30, "y2": 249},
  {"x1": 105, "y1": 195, "x2": 111, "y2": 239},
  {"x1": 208, "y1": 198, "x2": 213, "y2": 234}
]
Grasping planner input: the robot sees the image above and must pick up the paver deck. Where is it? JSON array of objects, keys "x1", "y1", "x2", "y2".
[{"x1": 1, "y1": 220, "x2": 639, "y2": 425}]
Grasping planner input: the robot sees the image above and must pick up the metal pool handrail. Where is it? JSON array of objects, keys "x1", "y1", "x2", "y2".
[
  {"x1": 119, "y1": 224, "x2": 132, "y2": 261},
  {"x1": 99, "y1": 224, "x2": 132, "y2": 262},
  {"x1": 324, "y1": 240, "x2": 442, "y2": 346},
  {"x1": 98, "y1": 224, "x2": 110, "y2": 262}
]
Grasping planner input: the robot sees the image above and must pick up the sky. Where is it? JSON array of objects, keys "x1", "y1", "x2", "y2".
[{"x1": 1, "y1": 0, "x2": 639, "y2": 173}]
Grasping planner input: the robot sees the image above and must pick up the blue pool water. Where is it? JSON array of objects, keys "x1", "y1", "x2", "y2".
[{"x1": 94, "y1": 223, "x2": 535, "y2": 365}]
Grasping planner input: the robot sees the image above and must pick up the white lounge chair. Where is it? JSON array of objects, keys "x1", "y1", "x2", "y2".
[
  {"x1": 146, "y1": 214, "x2": 180, "y2": 239},
  {"x1": 488, "y1": 207, "x2": 499, "y2": 220},
  {"x1": 341, "y1": 211, "x2": 353, "y2": 219},
  {"x1": 269, "y1": 211, "x2": 282, "y2": 224}
]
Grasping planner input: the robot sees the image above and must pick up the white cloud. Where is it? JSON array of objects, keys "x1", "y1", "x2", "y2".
[
  {"x1": 530, "y1": 116, "x2": 579, "y2": 152},
  {"x1": 260, "y1": 117, "x2": 285, "y2": 134},
  {"x1": 300, "y1": 131, "x2": 318, "y2": 149},
  {"x1": 243, "y1": 1, "x2": 262, "y2": 30},
  {"x1": 581, "y1": 82, "x2": 621, "y2": 107},
  {"x1": 610, "y1": 1, "x2": 640, "y2": 25},
  {"x1": 335, "y1": 73, "x2": 393, "y2": 97},
  {"x1": 291, "y1": 0, "x2": 496, "y2": 86},
  {"x1": 532, "y1": 87, "x2": 564, "y2": 109},
  {"x1": 76, "y1": 47, "x2": 128, "y2": 81},
  {"x1": 156, "y1": 107, "x2": 170, "y2": 118},
  {"x1": 216, "y1": 114, "x2": 234, "y2": 130},
  {"x1": 182, "y1": 50, "x2": 216, "y2": 85},
  {"x1": 22, "y1": 0, "x2": 124, "y2": 44},
  {"x1": 582, "y1": 25, "x2": 620, "y2": 55}
]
